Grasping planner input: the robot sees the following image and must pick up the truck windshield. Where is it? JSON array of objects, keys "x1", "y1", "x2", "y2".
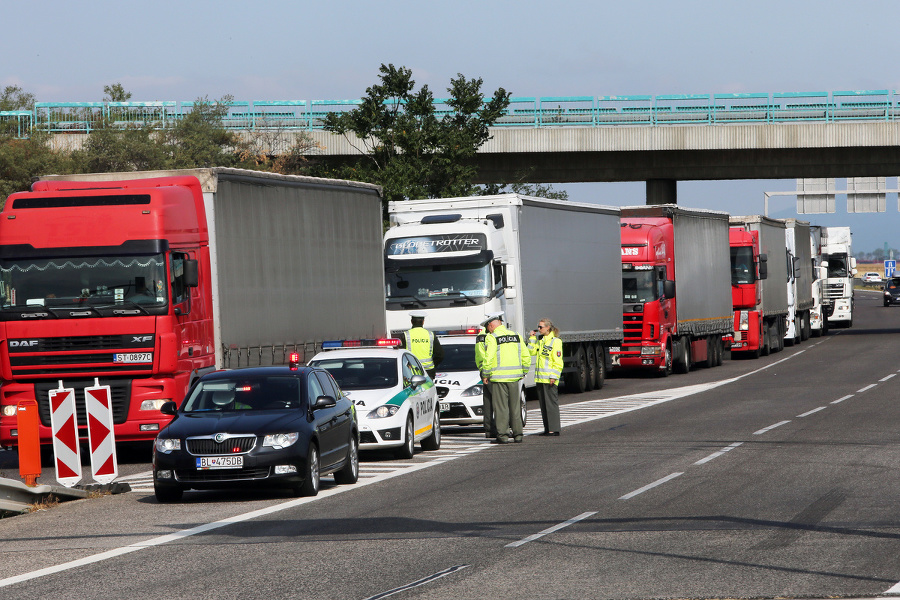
[
  {"x1": 0, "y1": 253, "x2": 169, "y2": 314},
  {"x1": 385, "y1": 263, "x2": 491, "y2": 305},
  {"x1": 824, "y1": 253, "x2": 849, "y2": 277},
  {"x1": 622, "y1": 270, "x2": 659, "y2": 303},
  {"x1": 730, "y1": 246, "x2": 755, "y2": 285}
]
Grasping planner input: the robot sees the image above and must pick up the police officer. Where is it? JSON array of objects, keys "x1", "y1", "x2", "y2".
[
  {"x1": 474, "y1": 324, "x2": 497, "y2": 439},
  {"x1": 528, "y1": 318, "x2": 563, "y2": 436},
  {"x1": 481, "y1": 312, "x2": 531, "y2": 444},
  {"x1": 400, "y1": 311, "x2": 443, "y2": 379}
]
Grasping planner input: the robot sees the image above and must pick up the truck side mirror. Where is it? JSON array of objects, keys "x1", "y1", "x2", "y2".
[
  {"x1": 184, "y1": 259, "x2": 199, "y2": 288},
  {"x1": 663, "y1": 280, "x2": 676, "y2": 299},
  {"x1": 758, "y1": 261, "x2": 768, "y2": 279}
]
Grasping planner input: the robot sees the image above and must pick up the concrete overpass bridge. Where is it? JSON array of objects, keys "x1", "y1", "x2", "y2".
[{"x1": 6, "y1": 90, "x2": 900, "y2": 204}]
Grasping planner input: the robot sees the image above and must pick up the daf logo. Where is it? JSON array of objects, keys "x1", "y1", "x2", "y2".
[
  {"x1": 215, "y1": 433, "x2": 226, "y2": 443},
  {"x1": 9, "y1": 340, "x2": 39, "y2": 348},
  {"x1": 133, "y1": 335, "x2": 153, "y2": 343}
]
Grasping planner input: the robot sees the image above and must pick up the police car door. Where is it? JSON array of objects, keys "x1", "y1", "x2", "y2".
[{"x1": 403, "y1": 353, "x2": 432, "y2": 441}]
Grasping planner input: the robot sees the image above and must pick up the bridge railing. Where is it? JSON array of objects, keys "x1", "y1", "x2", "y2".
[{"x1": 7, "y1": 90, "x2": 900, "y2": 137}]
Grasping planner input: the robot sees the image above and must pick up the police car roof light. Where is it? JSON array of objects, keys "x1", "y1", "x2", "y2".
[
  {"x1": 322, "y1": 339, "x2": 400, "y2": 349},
  {"x1": 288, "y1": 352, "x2": 301, "y2": 369},
  {"x1": 376, "y1": 338, "x2": 401, "y2": 347}
]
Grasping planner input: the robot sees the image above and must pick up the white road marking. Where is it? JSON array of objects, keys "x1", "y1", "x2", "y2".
[
  {"x1": 797, "y1": 407, "x2": 827, "y2": 418},
  {"x1": 880, "y1": 373, "x2": 896, "y2": 382},
  {"x1": 857, "y1": 384, "x2": 878, "y2": 393},
  {"x1": 753, "y1": 420, "x2": 791, "y2": 435},
  {"x1": 362, "y1": 565, "x2": 469, "y2": 600},
  {"x1": 505, "y1": 511, "x2": 597, "y2": 547},
  {"x1": 831, "y1": 394, "x2": 853, "y2": 404},
  {"x1": 694, "y1": 442, "x2": 743, "y2": 465},
  {"x1": 619, "y1": 472, "x2": 684, "y2": 500}
]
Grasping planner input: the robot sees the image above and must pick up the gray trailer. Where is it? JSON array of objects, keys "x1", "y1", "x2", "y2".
[
  {"x1": 782, "y1": 218, "x2": 813, "y2": 344},
  {"x1": 384, "y1": 194, "x2": 623, "y2": 392},
  {"x1": 39, "y1": 168, "x2": 387, "y2": 368},
  {"x1": 730, "y1": 215, "x2": 789, "y2": 356}
]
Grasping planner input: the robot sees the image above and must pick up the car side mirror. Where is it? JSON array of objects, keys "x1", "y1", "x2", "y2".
[
  {"x1": 314, "y1": 395, "x2": 337, "y2": 410},
  {"x1": 410, "y1": 374, "x2": 427, "y2": 388},
  {"x1": 160, "y1": 401, "x2": 178, "y2": 416}
]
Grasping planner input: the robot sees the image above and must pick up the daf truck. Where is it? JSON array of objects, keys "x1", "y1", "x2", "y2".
[
  {"x1": 728, "y1": 216, "x2": 789, "y2": 358},
  {"x1": 613, "y1": 205, "x2": 732, "y2": 375},
  {"x1": 809, "y1": 225, "x2": 829, "y2": 337},
  {"x1": 0, "y1": 168, "x2": 386, "y2": 448},
  {"x1": 820, "y1": 226, "x2": 856, "y2": 327},
  {"x1": 384, "y1": 194, "x2": 623, "y2": 393}
]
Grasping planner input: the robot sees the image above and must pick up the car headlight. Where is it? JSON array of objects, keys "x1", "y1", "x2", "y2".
[
  {"x1": 263, "y1": 432, "x2": 299, "y2": 449},
  {"x1": 460, "y1": 384, "x2": 483, "y2": 397},
  {"x1": 368, "y1": 405, "x2": 400, "y2": 418},
  {"x1": 155, "y1": 438, "x2": 181, "y2": 453}
]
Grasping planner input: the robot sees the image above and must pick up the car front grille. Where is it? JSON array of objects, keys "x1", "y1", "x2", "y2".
[
  {"x1": 360, "y1": 431, "x2": 378, "y2": 444},
  {"x1": 175, "y1": 467, "x2": 270, "y2": 482},
  {"x1": 186, "y1": 436, "x2": 257, "y2": 455},
  {"x1": 435, "y1": 386, "x2": 449, "y2": 398},
  {"x1": 440, "y1": 402, "x2": 471, "y2": 419}
]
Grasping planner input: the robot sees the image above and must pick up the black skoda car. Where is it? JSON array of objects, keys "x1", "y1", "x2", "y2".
[{"x1": 152, "y1": 364, "x2": 358, "y2": 503}]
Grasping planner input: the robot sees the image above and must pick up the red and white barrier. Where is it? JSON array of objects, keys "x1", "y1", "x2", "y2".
[
  {"x1": 85, "y1": 379, "x2": 118, "y2": 484},
  {"x1": 49, "y1": 383, "x2": 82, "y2": 487}
]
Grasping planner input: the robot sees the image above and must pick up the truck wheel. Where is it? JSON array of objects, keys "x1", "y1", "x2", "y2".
[
  {"x1": 716, "y1": 337, "x2": 725, "y2": 366},
  {"x1": 420, "y1": 409, "x2": 441, "y2": 451},
  {"x1": 801, "y1": 312, "x2": 810, "y2": 341},
  {"x1": 674, "y1": 339, "x2": 691, "y2": 374},
  {"x1": 760, "y1": 327, "x2": 770, "y2": 356},
  {"x1": 658, "y1": 343, "x2": 672, "y2": 377},
  {"x1": 583, "y1": 344, "x2": 596, "y2": 392},
  {"x1": 571, "y1": 345, "x2": 588, "y2": 393},
  {"x1": 702, "y1": 337, "x2": 715, "y2": 368},
  {"x1": 593, "y1": 345, "x2": 606, "y2": 389}
]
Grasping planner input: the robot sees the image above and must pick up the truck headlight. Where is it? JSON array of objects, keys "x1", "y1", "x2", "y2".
[
  {"x1": 1, "y1": 405, "x2": 16, "y2": 417},
  {"x1": 641, "y1": 346, "x2": 662, "y2": 357},
  {"x1": 739, "y1": 310, "x2": 749, "y2": 331},
  {"x1": 141, "y1": 399, "x2": 172, "y2": 411}
]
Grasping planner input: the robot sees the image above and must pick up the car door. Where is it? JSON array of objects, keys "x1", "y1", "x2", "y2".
[
  {"x1": 403, "y1": 353, "x2": 434, "y2": 441},
  {"x1": 316, "y1": 370, "x2": 351, "y2": 470},
  {"x1": 308, "y1": 371, "x2": 339, "y2": 469}
]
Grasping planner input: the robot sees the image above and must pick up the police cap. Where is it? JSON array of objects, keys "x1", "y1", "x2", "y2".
[
  {"x1": 481, "y1": 311, "x2": 504, "y2": 326},
  {"x1": 409, "y1": 311, "x2": 427, "y2": 319}
]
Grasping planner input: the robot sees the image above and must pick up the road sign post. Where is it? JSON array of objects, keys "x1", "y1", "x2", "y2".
[
  {"x1": 16, "y1": 398, "x2": 41, "y2": 486},
  {"x1": 885, "y1": 260, "x2": 896, "y2": 278},
  {"x1": 49, "y1": 382, "x2": 82, "y2": 487},
  {"x1": 85, "y1": 379, "x2": 118, "y2": 484}
]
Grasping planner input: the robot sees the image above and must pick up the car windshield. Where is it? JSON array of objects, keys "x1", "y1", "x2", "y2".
[
  {"x1": 309, "y1": 357, "x2": 399, "y2": 390},
  {"x1": 181, "y1": 376, "x2": 303, "y2": 413},
  {"x1": 437, "y1": 342, "x2": 477, "y2": 372}
]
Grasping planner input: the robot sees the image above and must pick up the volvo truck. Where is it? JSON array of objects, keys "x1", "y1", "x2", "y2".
[
  {"x1": 613, "y1": 205, "x2": 732, "y2": 376},
  {"x1": 384, "y1": 194, "x2": 623, "y2": 393},
  {"x1": 782, "y1": 219, "x2": 814, "y2": 345},
  {"x1": 820, "y1": 226, "x2": 856, "y2": 327},
  {"x1": 0, "y1": 168, "x2": 386, "y2": 448}
]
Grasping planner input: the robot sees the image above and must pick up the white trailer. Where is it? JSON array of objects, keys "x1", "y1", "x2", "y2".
[{"x1": 782, "y1": 219, "x2": 813, "y2": 345}]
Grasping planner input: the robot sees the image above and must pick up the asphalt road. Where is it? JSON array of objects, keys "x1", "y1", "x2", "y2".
[{"x1": 2, "y1": 290, "x2": 900, "y2": 600}]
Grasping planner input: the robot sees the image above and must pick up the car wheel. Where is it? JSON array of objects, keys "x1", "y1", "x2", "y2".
[
  {"x1": 396, "y1": 416, "x2": 414, "y2": 459},
  {"x1": 297, "y1": 443, "x2": 320, "y2": 496},
  {"x1": 421, "y1": 409, "x2": 441, "y2": 451},
  {"x1": 154, "y1": 482, "x2": 183, "y2": 503},
  {"x1": 333, "y1": 435, "x2": 359, "y2": 485}
]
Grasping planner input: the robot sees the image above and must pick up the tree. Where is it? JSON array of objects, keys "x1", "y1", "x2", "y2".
[
  {"x1": 322, "y1": 64, "x2": 510, "y2": 212},
  {"x1": 167, "y1": 95, "x2": 241, "y2": 168}
]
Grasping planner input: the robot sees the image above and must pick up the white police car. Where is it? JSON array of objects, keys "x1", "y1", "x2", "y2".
[
  {"x1": 309, "y1": 339, "x2": 440, "y2": 459},
  {"x1": 435, "y1": 334, "x2": 527, "y2": 429}
]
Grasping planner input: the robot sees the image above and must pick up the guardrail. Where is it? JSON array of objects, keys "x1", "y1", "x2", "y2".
[{"x1": 2, "y1": 90, "x2": 899, "y2": 137}]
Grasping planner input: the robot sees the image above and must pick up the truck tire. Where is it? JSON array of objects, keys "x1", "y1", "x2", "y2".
[
  {"x1": 658, "y1": 343, "x2": 673, "y2": 377},
  {"x1": 674, "y1": 339, "x2": 691, "y2": 374},
  {"x1": 569, "y1": 345, "x2": 588, "y2": 393},
  {"x1": 760, "y1": 326, "x2": 770, "y2": 356},
  {"x1": 801, "y1": 312, "x2": 810, "y2": 341},
  {"x1": 584, "y1": 344, "x2": 596, "y2": 392},
  {"x1": 701, "y1": 337, "x2": 715, "y2": 368},
  {"x1": 593, "y1": 345, "x2": 606, "y2": 389},
  {"x1": 716, "y1": 337, "x2": 725, "y2": 366}
]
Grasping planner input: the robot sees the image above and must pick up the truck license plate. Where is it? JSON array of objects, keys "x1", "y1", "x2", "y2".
[
  {"x1": 114, "y1": 352, "x2": 153, "y2": 363},
  {"x1": 197, "y1": 456, "x2": 243, "y2": 469}
]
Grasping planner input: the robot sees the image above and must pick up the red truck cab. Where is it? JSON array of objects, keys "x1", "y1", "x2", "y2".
[
  {"x1": 614, "y1": 217, "x2": 677, "y2": 374},
  {"x1": 728, "y1": 227, "x2": 761, "y2": 353},
  {"x1": 0, "y1": 176, "x2": 210, "y2": 447}
]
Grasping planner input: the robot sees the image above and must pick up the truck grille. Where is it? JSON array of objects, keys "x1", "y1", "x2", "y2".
[
  {"x1": 623, "y1": 312, "x2": 644, "y2": 348},
  {"x1": 186, "y1": 436, "x2": 257, "y2": 455},
  {"x1": 34, "y1": 378, "x2": 133, "y2": 427},
  {"x1": 8, "y1": 334, "x2": 154, "y2": 377},
  {"x1": 824, "y1": 282, "x2": 846, "y2": 300}
]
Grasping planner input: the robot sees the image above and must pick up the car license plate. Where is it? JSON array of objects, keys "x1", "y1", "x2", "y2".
[
  {"x1": 440, "y1": 402, "x2": 450, "y2": 413},
  {"x1": 114, "y1": 352, "x2": 153, "y2": 363},
  {"x1": 197, "y1": 456, "x2": 243, "y2": 469}
]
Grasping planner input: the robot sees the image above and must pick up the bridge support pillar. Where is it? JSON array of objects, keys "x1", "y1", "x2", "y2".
[{"x1": 646, "y1": 179, "x2": 677, "y2": 205}]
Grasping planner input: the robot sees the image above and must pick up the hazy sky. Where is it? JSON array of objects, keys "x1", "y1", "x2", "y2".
[{"x1": 4, "y1": 0, "x2": 899, "y2": 253}]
